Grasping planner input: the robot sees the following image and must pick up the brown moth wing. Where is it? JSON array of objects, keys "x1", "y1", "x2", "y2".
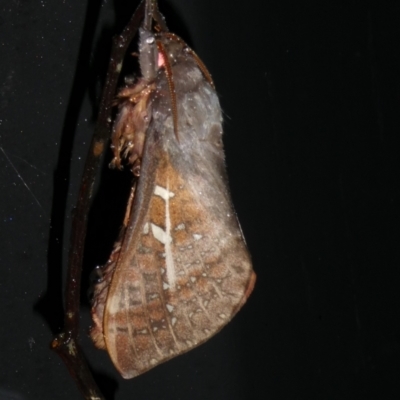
[
  {"x1": 92, "y1": 28, "x2": 256, "y2": 379},
  {"x1": 104, "y1": 151, "x2": 255, "y2": 379}
]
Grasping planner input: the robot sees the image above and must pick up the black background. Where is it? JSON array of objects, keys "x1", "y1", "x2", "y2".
[{"x1": 1, "y1": 0, "x2": 399, "y2": 399}]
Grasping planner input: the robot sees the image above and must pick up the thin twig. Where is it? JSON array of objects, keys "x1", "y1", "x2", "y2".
[{"x1": 51, "y1": 1, "x2": 146, "y2": 398}]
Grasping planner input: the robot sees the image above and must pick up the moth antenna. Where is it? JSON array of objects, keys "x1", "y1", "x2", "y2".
[
  {"x1": 164, "y1": 32, "x2": 215, "y2": 89},
  {"x1": 185, "y1": 47, "x2": 215, "y2": 89},
  {"x1": 156, "y1": 39, "x2": 179, "y2": 142}
]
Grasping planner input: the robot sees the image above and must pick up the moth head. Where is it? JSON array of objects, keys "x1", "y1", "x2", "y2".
[
  {"x1": 140, "y1": 29, "x2": 189, "y2": 80},
  {"x1": 157, "y1": 33, "x2": 187, "y2": 67}
]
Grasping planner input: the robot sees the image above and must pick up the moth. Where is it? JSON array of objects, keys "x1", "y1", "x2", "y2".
[{"x1": 89, "y1": 0, "x2": 256, "y2": 379}]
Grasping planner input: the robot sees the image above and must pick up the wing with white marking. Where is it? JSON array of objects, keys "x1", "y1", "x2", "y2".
[
  {"x1": 100, "y1": 149, "x2": 254, "y2": 378},
  {"x1": 90, "y1": 24, "x2": 256, "y2": 379}
]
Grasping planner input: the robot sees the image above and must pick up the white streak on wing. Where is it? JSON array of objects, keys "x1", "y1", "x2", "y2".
[
  {"x1": 154, "y1": 185, "x2": 175, "y2": 200},
  {"x1": 107, "y1": 295, "x2": 120, "y2": 314},
  {"x1": 151, "y1": 223, "x2": 172, "y2": 244},
  {"x1": 143, "y1": 222, "x2": 149, "y2": 234},
  {"x1": 164, "y1": 179, "x2": 176, "y2": 288}
]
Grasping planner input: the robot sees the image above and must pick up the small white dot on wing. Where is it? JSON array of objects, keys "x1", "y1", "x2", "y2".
[{"x1": 175, "y1": 223, "x2": 185, "y2": 231}]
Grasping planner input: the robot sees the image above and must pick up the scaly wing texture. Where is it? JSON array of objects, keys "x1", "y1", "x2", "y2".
[{"x1": 103, "y1": 153, "x2": 255, "y2": 378}]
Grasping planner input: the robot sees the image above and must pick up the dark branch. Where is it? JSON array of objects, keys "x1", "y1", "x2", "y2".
[{"x1": 51, "y1": 1, "x2": 147, "y2": 398}]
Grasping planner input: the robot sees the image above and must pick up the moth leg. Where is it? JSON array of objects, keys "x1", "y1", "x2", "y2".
[{"x1": 123, "y1": 183, "x2": 137, "y2": 227}]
